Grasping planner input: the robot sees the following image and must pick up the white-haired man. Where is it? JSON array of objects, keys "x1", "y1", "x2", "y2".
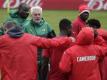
[
  {"x1": 24, "y1": 6, "x2": 56, "y2": 38},
  {"x1": 23, "y1": 6, "x2": 56, "y2": 80}
]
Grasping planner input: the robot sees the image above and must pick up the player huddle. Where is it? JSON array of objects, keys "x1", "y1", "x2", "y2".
[{"x1": 0, "y1": 3, "x2": 107, "y2": 80}]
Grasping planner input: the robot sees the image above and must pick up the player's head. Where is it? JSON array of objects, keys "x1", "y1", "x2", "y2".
[
  {"x1": 4, "y1": 21, "x2": 24, "y2": 38},
  {"x1": 3, "y1": 21, "x2": 16, "y2": 34},
  {"x1": 30, "y1": 6, "x2": 42, "y2": 23},
  {"x1": 18, "y1": 3, "x2": 30, "y2": 19},
  {"x1": 79, "y1": 5, "x2": 90, "y2": 21},
  {"x1": 59, "y1": 18, "x2": 72, "y2": 37},
  {"x1": 87, "y1": 19, "x2": 101, "y2": 29},
  {"x1": 7, "y1": 25, "x2": 23, "y2": 38}
]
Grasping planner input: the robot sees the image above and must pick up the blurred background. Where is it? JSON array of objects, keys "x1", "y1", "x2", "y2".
[{"x1": 0, "y1": 0, "x2": 107, "y2": 34}]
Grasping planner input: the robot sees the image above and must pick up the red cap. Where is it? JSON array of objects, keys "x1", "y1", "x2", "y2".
[{"x1": 79, "y1": 5, "x2": 90, "y2": 15}]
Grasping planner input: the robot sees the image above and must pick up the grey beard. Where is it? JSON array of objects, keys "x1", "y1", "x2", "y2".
[{"x1": 33, "y1": 19, "x2": 41, "y2": 23}]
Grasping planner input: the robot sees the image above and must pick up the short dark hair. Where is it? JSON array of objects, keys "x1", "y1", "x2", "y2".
[
  {"x1": 59, "y1": 18, "x2": 71, "y2": 30},
  {"x1": 3, "y1": 21, "x2": 16, "y2": 30},
  {"x1": 87, "y1": 19, "x2": 101, "y2": 29},
  {"x1": 18, "y1": 3, "x2": 30, "y2": 11}
]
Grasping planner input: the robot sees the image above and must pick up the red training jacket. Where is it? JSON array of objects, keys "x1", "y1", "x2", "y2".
[
  {"x1": 97, "y1": 28, "x2": 107, "y2": 43},
  {"x1": 72, "y1": 16, "x2": 87, "y2": 37},
  {"x1": 0, "y1": 33, "x2": 72, "y2": 80},
  {"x1": 97, "y1": 28, "x2": 107, "y2": 80},
  {"x1": 43, "y1": 36, "x2": 74, "y2": 80},
  {"x1": 60, "y1": 27, "x2": 106, "y2": 80}
]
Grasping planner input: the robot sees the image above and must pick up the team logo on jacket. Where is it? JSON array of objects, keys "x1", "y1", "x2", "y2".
[
  {"x1": 42, "y1": 29, "x2": 46, "y2": 32},
  {"x1": 77, "y1": 56, "x2": 96, "y2": 62}
]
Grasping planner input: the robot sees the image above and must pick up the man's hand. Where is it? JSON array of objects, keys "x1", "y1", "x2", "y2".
[{"x1": 69, "y1": 37, "x2": 76, "y2": 42}]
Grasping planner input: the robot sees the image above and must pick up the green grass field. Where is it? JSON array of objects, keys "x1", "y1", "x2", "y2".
[{"x1": 0, "y1": 9, "x2": 107, "y2": 34}]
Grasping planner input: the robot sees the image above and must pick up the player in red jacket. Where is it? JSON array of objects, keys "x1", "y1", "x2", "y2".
[
  {"x1": 59, "y1": 27, "x2": 107, "y2": 80},
  {"x1": 0, "y1": 22, "x2": 74, "y2": 80},
  {"x1": 87, "y1": 19, "x2": 107, "y2": 80},
  {"x1": 87, "y1": 18, "x2": 107, "y2": 43},
  {"x1": 72, "y1": 5, "x2": 90, "y2": 37},
  {"x1": 41, "y1": 18, "x2": 75, "y2": 80}
]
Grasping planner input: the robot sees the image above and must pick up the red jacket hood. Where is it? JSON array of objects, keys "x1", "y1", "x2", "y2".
[{"x1": 76, "y1": 27, "x2": 94, "y2": 45}]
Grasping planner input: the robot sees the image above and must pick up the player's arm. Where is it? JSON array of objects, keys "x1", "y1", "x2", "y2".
[
  {"x1": 59, "y1": 49, "x2": 73, "y2": 72},
  {"x1": 31, "y1": 36, "x2": 75, "y2": 48}
]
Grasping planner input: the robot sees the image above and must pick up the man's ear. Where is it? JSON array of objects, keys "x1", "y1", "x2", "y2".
[{"x1": 94, "y1": 29, "x2": 98, "y2": 39}]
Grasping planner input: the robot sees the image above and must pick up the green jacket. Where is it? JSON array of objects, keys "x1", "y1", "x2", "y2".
[
  {"x1": 7, "y1": 10, "x2": 28, "y2": 27},
  {"x1": 23, "y1": 19, "x2": 53, "y2": 37},
  {"x1": 0, "y1": 10, "x2": 28, "y2": 35},
  {"x1": 23, "y1": 18, "x2": 55, "y2": 80},
  {"x1": 23, "y1": 18, "x2": 53, "y2": 63},
  {"x1": 0, "y1": 27, "x2": 4, "y2": 35}
]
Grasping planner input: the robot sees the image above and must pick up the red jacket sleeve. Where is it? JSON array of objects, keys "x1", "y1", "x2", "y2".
[
  {"x1": 94, "y1": 45, "x2": 107, "y2": 58},
  {"x1": 59, "y1": 49, "x2": 73, "y2": 72},
  {"x1": 94, "y1": 36, "x2": 106, "y2": 47},
  {"x1": 31, "y1": 36, "x2": 73, "y2": 48},
  {"x1": 98, "y1": 29, "x2": 107, "y2": 41}
]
